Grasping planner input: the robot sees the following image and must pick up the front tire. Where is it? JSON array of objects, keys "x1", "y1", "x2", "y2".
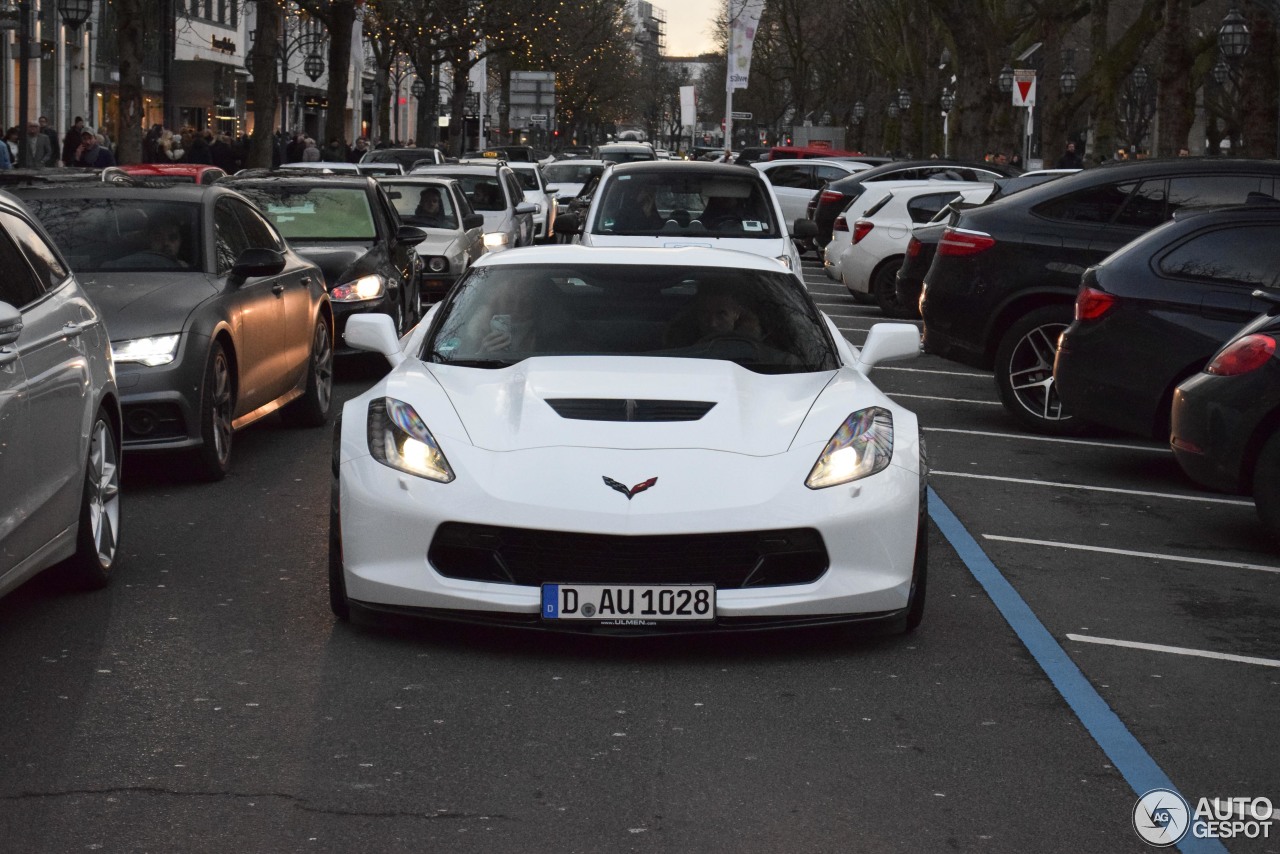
[
  {"x1": 62, "y1": 410, "x2": 121, "y2": 589},
  {"x1": 994, "y1": 305, "x2": 1086, "y2": 435},
  {"x1": 281, "y1": 316, "x2": 333, "y2": 428},
  {"x1": 192, "y1": 342, "x2": 234, "y2": 481},
  {"x1": 1253, "y1": 431, "x2": 1280, "y2": 541}
]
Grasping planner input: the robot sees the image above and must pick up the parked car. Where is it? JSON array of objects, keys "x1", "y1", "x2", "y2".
[
  {"x1": 542, "y1": 159, "x2": 606, "y2": 217},
  {"x1": 829, "y1": 182, "x2": 993, "y2": 316},
  {"x1": 0, "y1": 191, "x2": 121, "y2": 598},
  {"x1": 754, "y1": 158, "x2": 872, "y2": 227},
  {"x1": 377, "y1": 175, "x2": 486, "y2": 305},
  {"x1": 505, "y1": 161, "x2": 558, "y2": 241},
  {"x1": 330, "y1": 245, "x2": 927, "y2": 633},
  {"x1": 279, "y1": 161, "x2": 403, "y2": 177},
  {"x1": 410, "y1": 161, "x2": 536, "y2": 251},
  {"x1": 361, "y1": 147, "x2": 445, "y2": 171},
  {"x1": 555, "y1": 160, "x2": 815, "y2": 278},
  {"x1": 809, "y1": 159, "x2": 1016, "y2": 247},
  {"x1": 921, "y1": 157, "x2": 1280, "y2": 434},
  {"x1": 16, "y1": 183, "x2": 333, "y2": 480},
  {"x1": 1054, "y1": 204, "x2": 1280, "y2": 439},
  {"x1": 220, "y1": 171, "x2": 424, "y2": 345},
  {"x1": 117, "y1": 163, "x2": 227, "y2": 184},
  {"x1": 1171, "y1": 294, "x2": 1280, "y2": 539},
  {"x1": 594, "y1": 142, "x2": 657, "y2": 164}
]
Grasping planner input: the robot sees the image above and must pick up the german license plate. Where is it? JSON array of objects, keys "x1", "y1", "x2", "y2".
[{"x1": 541, "y1": 584, "x2": 715, "y2": 622}]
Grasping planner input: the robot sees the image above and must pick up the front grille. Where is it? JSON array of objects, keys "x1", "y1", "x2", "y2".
[
  {"x1": 428, "y1": 523, "x2": 828, "y2": 588},
  {"x1": 545, "y1": 398, "x2": 717, "y2": 422}
]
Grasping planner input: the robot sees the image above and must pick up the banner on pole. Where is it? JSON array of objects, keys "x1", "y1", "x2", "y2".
[
  {"x1": 680, "y1": 85, "x2": 697, "y2": 128},
  {"x1": 729, "y1": 0, "x2": 766, "y2": 90}
]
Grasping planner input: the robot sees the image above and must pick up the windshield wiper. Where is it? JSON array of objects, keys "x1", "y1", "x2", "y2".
[{"x1": 426, "y1": 349, "x2": 515, "y2": 368}]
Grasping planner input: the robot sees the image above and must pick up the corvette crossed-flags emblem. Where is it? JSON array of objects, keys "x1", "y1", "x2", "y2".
[{"x1": 602, "y1": 476, "x2": 658, "y2": 500}]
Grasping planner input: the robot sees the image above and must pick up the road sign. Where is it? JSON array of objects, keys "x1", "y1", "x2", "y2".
[
  {"x1": 1012, "y1": 70, "x2": 1036, "y2": 107},
  {"x1": 731, "y1": 111, "x2": 752, "y2": 120}
]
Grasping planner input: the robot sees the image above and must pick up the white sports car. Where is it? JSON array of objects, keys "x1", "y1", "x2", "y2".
[{"x1": 331, "y1": 245, "x2": 927, "y2": 634}]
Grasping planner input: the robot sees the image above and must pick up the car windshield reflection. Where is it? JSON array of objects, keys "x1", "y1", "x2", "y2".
[
  {"x1": 425, "y1": 263, "x2": 837, "y2": 374},
  {"x1": 594, "y1": 174, "x2": 778, "y2": 238},
  {"x1": 235, "y1": 186, "x2": 377, "y2": 240},
  {"x1": 21, "y1": 198, "x2": 202, "y2": 271}
]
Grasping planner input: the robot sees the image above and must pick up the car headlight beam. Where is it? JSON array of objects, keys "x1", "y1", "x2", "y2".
[
  {"x1": 805, "y1": 407, "x2": 894, "y2": 489},
  {"x1": 112, "y1": 334, "x2": 180, "y2": 367},
  {"x1": 367, "y1": 397, "x2": 455, "y2": 482},
  {"x1": 331, "y1": 274, "x2": 385, "y2": 302},
  {"x1": 483, "y1": 232, "x2": 510, "y2": 249}
]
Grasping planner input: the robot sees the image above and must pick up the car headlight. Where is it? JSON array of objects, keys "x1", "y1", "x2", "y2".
[
  {"x1": 805, "y1": 407, "x2": 894, "y2": 489},
  {"x1": 426, "y1": 256, "x2": 448, "y2": 273},
  {"x1": 367, "y1": 397, "x2": 455, "y2": 483},
  {"x1": 112, "y1": 334, "x2": 180, "y2": 367},
  {"x1": 331, "y1": 274, "x2": 385, "y2": 302},
  {"x1": 776, "y1": 255, "x2": 793, "y2": 270},
  {"x1": 483, "y1": 232, "x2": 510, "y2": 249}
]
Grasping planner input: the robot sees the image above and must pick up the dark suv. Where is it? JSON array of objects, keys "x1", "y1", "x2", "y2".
[{"x1": 920, "y1": 158, "x2": 1280, "y2": 434}]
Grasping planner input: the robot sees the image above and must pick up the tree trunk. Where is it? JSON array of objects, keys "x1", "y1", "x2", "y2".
[
  {"x1": 1155, "y1": 0, "x2": 1193, "y2": 157},
  {"x1": 1240, "y1": 1, "x2": 1278, "y2": 158},
  {"x1": 323, "y1": 0, "x2": 357, "y2": 147},
  {"x1": 248, "y1": 1, "x2": 280, "y2": 168},
  {"x1": 114, "y1": 0, "x2": 146, "y2": 164},
  {"x1": 1089, "y1": 0, "x2": 1117, "y2": 163}
]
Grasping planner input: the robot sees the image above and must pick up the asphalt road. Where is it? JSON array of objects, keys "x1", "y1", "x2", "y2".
[{"x1": 0, "y1": 256, "x2": 1276, "y2": 853}]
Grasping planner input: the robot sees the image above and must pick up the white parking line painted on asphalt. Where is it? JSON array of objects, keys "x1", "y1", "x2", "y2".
[
  {"x1": 924, "y1": 426, "x2": 1172, "y2": 452},
  {"x1": 1066, "y1": 634, "x2": 1280, "y2": 667},
  {"x1": 887, "y1": 393, "x2": 1003, "y2": 405},
  {"x1": 985, "y1": 534, "x2": 1278, "y2": 570},
  {"x1": 934, "y1": 471, "x2": 1254, "y2": 505},
  {"x1": 878, "y1": 367, "x2": 990, "y2": 378}
]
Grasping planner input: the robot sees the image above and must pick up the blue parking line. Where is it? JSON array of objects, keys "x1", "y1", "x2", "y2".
[{"x1": 927, "y1": 487, "x2": 1225, "y2": 854}]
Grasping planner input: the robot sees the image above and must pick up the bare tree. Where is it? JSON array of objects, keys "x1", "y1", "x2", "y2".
[{"x1": 247, "y1": 0, "x2": 282, "y2": 167}]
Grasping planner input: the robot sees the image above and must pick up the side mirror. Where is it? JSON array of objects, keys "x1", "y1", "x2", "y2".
[
  {"x1": 514, "y1": 202, "x2": 538, "y2": 215},
  {"x1": 231, "y1": 247, "x2": 287, "y2": 280},
  {"x1": 0, "y1": 301, "x2": 23, "y2": 347},
  {"x1": 344, "y1": 313, "x2": 405, "y2": 367},
  {"x1": 855, "y1": 323, "x2": 920, "y2": 375},
  {"x1": 544, "y1": 185, "x2": 560, "y2": 194},
  {"x1": 462, "y1": 213, "x2": 485, "y2": 230},
  {"x1": 792, "y1": 218, "x2": 818, "y2": 239},
  {"x1": 397, "y1": 225, "x2": 428, "y2": 244},
  {"x1": 557, "y1": 213, "x2": 581, "y2": 234}
]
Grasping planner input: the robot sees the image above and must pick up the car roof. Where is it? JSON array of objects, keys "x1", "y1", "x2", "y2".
[
  {"x1": 604, "y1": 161, "x2": 767, "y2": 179},
  {"x1": 220, "y1": 171, "x2": 375, "y2": 188},
  {"x1": 412, "y1": 163, "x2": 508, "y2": 175},
  {"x1": 10, "y1": 182, "x2": 227, "y2": 202},
  {"x1": 473, "y1": 243, "x2": 790, "y2": 274}
]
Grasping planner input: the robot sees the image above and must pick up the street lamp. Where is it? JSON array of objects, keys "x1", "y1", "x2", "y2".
[
  {"x1": 303, "y1": 52, "x2": 324, "y2": 83},
  {"x1": 411, "y1": 78, "x2": 425, "y2": 99},
  {"x1": 897, "y1": 89, "x2": 911, "y2": 111},
  {"x1": 1060, "y1": 69, "x2": 1078, "y2": 96},
  {"x1": 998, "y1": 64, "x2": 1014, "y2": 94},
  {"x1": 940, "y1": 90, "x2": 955, "y2": 158},
  {"x1": 1131, "y1": 64, "x2": 1149, "y2": 91},
  {"x1": 887, "y1": 101, "x2": 899, "y2": 118},
  {"x1": 1213, "y1": 58, "x2": 1230, "y2": 86},
  {"x1": 940, "y1": 91, "x2": 955, "y2": 112},
  {"x1": 1218, "y1": 8, "x2": 1251, "y2": 59},
  {"x1": 853, "y1": 101, "x2": 865, "y2": 122},
  {"x1": 57, "y1": 0, "x2": 92, "y2": 142}
]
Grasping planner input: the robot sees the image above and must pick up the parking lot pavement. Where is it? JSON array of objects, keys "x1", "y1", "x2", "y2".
[{"x1": 801, "y1": 254, "x2": 1280, "y2": 851}]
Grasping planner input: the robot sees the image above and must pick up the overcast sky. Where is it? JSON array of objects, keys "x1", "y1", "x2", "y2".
[{"x1": 654, "y1": 0, "x2": 719, "y2": 57}]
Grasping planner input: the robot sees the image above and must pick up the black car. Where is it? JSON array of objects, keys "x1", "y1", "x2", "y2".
[
  {"x1": 1170, "y1": 293, "x2": 1280, "y2": 539},
  {"x1": 220, "y1": 172, "x2": 425, "y2": 345},
  {"x1": 361, "y1": 147, "x2": 445, "y2": 171},
  {"x1": 15, "y1": 183, "x2": 333, "y2": 480},
  {"x1": 809, "y1": 159, "x2": 1016, "y2": 247},
  {"x1": 920, "y1": 158, "x2": 1280, "y2": 434},
  {"x1": 1054, "y1": 205, "x2": 1280, "y2": 439}
]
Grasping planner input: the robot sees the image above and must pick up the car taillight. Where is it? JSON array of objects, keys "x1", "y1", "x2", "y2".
[
  {"x1": 906, "y1": 236, "x2": 922, "y2": 257},
  {"x1": 1074, "y1": 287, "x2": 1117, "y2": 321},
  {"x1": 833, "y1": 215, "x2": 848, "y2": 232},
  {"x1": 1206, "y1": 334, "x2": 1276, "y2": 375},
  {"x1": 852, "y1": 220, "x2": 874, "y2": 244},
  {"x1": 819, "y1": 190, "x2": 844, "y2": 206},
  {"x1": 937, "y1": 227, "x2": 995, "y2": 257}
]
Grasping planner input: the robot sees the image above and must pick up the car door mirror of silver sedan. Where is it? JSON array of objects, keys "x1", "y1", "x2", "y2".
[
  {"x1": 514, "y1": 202, "x2": 538, "y2": 216},
  {"x1": 462, "y1": 213, "x2": 485, "y2": 231},
  {"x1": 0, "y1": 301, "x2": 22, "y2": 347},
  {"x1": 231, "y1": 248, "x2": 287, "y2": 281},
  {"x1": 344, "y1": 313, "x2": 405, "y2": 367},
  {"x1": 855, "y1": 323, "x2": 921, "y2": 376}
]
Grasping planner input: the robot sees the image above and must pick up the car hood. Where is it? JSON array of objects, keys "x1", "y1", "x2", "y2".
[
  {"x1": 413, "y1": 231, "x2": 464, "y2": 257},
  {"x1": 289, "y1": 241, "x2": 383, "y2": 289},
  {"x1": 77, "y1": 271, "x2": 219, "y2": 342},
  {"x1": 413, "y1": 356, "x2": 838, "y2": 455}
]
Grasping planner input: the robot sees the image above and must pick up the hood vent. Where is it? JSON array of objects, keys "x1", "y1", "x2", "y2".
[{"x1": 545, "y1": 398, "x2": 717, "y2": 422}]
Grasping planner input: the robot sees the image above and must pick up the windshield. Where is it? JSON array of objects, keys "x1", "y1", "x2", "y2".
[
  {"x1": 544, "y1": 163, "x2": 602, "y2": 185},
  {"x1": 511, "y1": 169, "x2": 541, "y2": 191},
  {"x1": 599, "y1": 149, "x2": 656, "y2": 164},
  {"x1": 429, "y1": 173, "x2": 505, "y2": 211},
  {"x1": 384, "y1": 182, "x2": 458, "y2": 229},
  {"x1": 235, "y1": 186, "x2": 376, "y2": 240},
  {"x1": 425, "y1": 263, "x2": 837, "y2": 374},
  {"x1": 593, "y1": 172, "x2": 779, "y2": 238},
  {"x1": 24, "y1": 197, "x2": 203, "y2": 272}
]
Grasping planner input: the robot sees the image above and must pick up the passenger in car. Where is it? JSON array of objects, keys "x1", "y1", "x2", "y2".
[{"x1": 665, "y1": 284, "x2": 762, "y2": 346}]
